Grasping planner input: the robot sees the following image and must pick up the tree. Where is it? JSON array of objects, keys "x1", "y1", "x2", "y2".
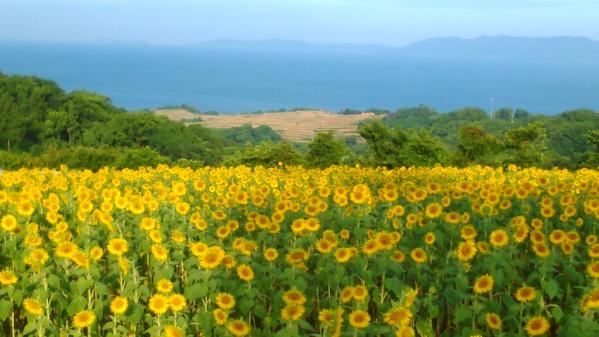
[
  {"x1": 359, "y1": 120, "x2": 408, "y2": 167},
  {"x1": 514, "y1": 109, "x2": 531, "y2": 120},
  {"x1": 495, "y1": 108, "x2": 513, "y2": 121},
  {"x1": 306, "y1": 131, "x2": 348, "y2": 168},
  {"x1": 224, "y1": 141, "x2": 303, "y2": 167},
  {"x1": 405, "y1": 130, "x2": 448, "y2": 166},
  {"x1": 455, "y1": 125, "x2": 500, "y2": 165},
  {"x1": 503, "y1": 123, "x2": 548, "y2": 167}
]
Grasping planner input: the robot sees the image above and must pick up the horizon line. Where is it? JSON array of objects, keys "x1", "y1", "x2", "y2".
[{"x1": 0, "y1": 34, "x2": 598, "y2": 49}]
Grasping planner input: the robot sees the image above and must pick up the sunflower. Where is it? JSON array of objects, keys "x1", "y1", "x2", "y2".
[
  {"x1": 1, "y1": 214, "x2": 17, "y2": 231},
  {"x1": 460, "y1": 225, "x2": 477, "y2": 240},
  {"x1": 588, "y1": 262, "x2": 599, "y2": 278},
  {"x1": 340, "y1": 286, "x2": 354, "y2": 303},
  {"x1": 281, "y1": 304, "x2": 305, "y2": 321},
  {"x1": 163, "y1": 325, "x2": 184, "y2": 337},
  {"x1": 283, "y1": 289, "x2": 306, "y2": 305},
  {"x1": 566, "y1": 231, "x2": 580, "y2": 244},
  {"x1": 532, "y1": 242, "x2": 550, "y2": 258},
  {"x1": 489, "y1": 229, "x2": 509, "y2": 247},
  {"x1": 395, "y1": 326, "x2": 415, "y2": 337},
  {"x1": 410, "y1": 248, "x2": 427, "y2": 263},
  {"x1": 353, "y1": 285, "x2": 368, "y2": 301},
  {"x1": 199, "y1": 246, "x2": 225, "y2": 269},
  {"x1": 236, "y1": 264, "x2": 254, "y2": 282},
  {"x1": 334, "y1": 248, "x2": 352, "y2": 263},
  {"x1": 166, "y1": 294, "x2": 186, "y2": 312},
  {"x1": 107, "y1": 238, "x2": 128, "y2": 256},
  {"x1": 362, "y1": 240, "x2": 379, "y2": 255},
  {"x1": 561, "y1": 242, "x2": 574, "y2": 255},
  {"x1": 190, "y1": 242, "x2": 208, "y2": 257},
  {"x1": 110, "y1": 296, "x2": 128, "y2": 315},
  {"x1": 349, "y1": 184, "x2": 371, "y2": 204},
  {"x1": 316, "y1": 239, "x2": 334, "y2": 254},
  {"x1": 486, "y1": 313, "x2": 502, "y2": 330},
  {"x1": 264, "y1": 248, "x2": 279, "y2": 261},
  {"x1": 226, "y1": 319, "x2": 251, "y2": 337},
  {"x1": 525, "y1": 316, "x2": 550, "y2": 336},
  {"x1": 515, "y1": 286, "x2": 537, "y2": 303},
  {"x1": 72, "y1": 310, "x2": 96, "y2": 329},
  {"x1": 151, "y1": 244, "x2": 168, "y2": 262},
  {"x1": 0, "y1": 271, "x2": 18, "y2": 286},
  {"x1": 513, "y1": 226, "x2": 529, "y2": 243},
  {"x1": 213, "y1": 308, "x2": 228, "y2": 325},
  {"x1": 391, "y1": 250, "x2": 406, "y2": 263},
  {"x1": 582, "y1": 288, "x2": 599, "y2": 310},
  {"x1": 348, "y1": 310, "x2": 371, "y2": 329},
  {"x1": 216, "y1": 292, "x2": 236, "y2": 310},
  {"x1": 473, "y1": 274, "x2": 494, "y2": 294},
  {"x1": 55, "y1": 242, "x2": 78, "y2": 258},
  {"x1": 424, "y1": 232, "x2": 436, "y2": 245},
  {"x1": 222, "y1": 255, "x2": 237, "y2": 269},
  {"x1": 175, "y1": 202, "x2": 190, "y2": 215},
  {"x1": 456, "y1": 241, "x2": 477, "y2": 261},
  {"x1": 140, "y1": 217, "x2": 156, "y2": 231},
  {"x1": 318, "y1": 309, "x2": 334, "y2": 324},
  {"x1": 549, "y1": 229, "x2": 566, "y2": 244},
  {"x1": 384, "y1": 307, "x2": 412, "y2": 326},
  {"x1": 17, "y1": 202, "x2": 35, "y2": 216},
  {"x1": 156, "y1": 279, "x2": 174, "y2": 293},
  {"x1": 424, "y1": 202, "x2": 443, "y2": 218},
  {"x1": 148, "y1": 294, "x2": 169, "y2": 315},
  {"x1": 23, "y1": 298, "x2": 44, "y2": 316},
  {"x1": 589, "y1": 243, "x2": 599, "y2": 258},
  {"x1": 89, "y1": 247, "x2": 104, "y2": 261}
]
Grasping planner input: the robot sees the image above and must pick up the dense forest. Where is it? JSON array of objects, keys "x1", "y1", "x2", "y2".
[{"x1": 1, "y1": 72, "x2": 598, "y2": 170}]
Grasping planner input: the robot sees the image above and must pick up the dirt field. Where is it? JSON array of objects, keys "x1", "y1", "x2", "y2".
[{"x1": 154, "y1": 109, "x2": 375, "y2": 141}]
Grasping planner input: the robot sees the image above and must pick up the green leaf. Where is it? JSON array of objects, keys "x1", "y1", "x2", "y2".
[
  {"x1": 185, "y1": 283, "x2": 208, "y2": 301},
  {"x1": 238, "y1": 298, "x2": 254, "y2": 314},
  {"x1": 416, "y1": 319, "x2": 435, "y2": 337},
  {"x1": 541, "y1": 279, "x2": 561, "y2": 299},
  {"x1": 127, "y1": 303, "x2": 145, "y2": 325},
  {"x1": 454, "y1": 306, "x2": 472, "y2": 324},
  {"x1": 47, "y1": 274, "x2": 61, "y2": 289},
  {"x1": 0, "y1": 300, "x2": 12, "y2": 321},
  {"x1": 21, "y1": 322, "x2": 37, "y2": 336},
  {"x1": 67, "y1": 296, "x2": 87, "y2": 316},
  {"x1": 77, "y1": 278, "x2": 94, "y2": 295},
  {"x1": 550, "y1": 306, "x2": 564, "y2": 323}
]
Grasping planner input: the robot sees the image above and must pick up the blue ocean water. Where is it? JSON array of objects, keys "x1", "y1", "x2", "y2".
[{"x1": 1, "y1": 42, "x2": 598, "y2": 114}]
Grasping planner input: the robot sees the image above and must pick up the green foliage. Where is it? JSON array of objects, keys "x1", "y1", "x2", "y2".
[
  {"x1": 454, "y1": 125, "x2": 502, "y2": 165},
  {"x1": 1, "y1": 73, "x2": 599, "y2": 170},
  {"x1": 359, "y1": 120, "x2": 448, "y2": 167},
  {"x1": 503, "y1": 123, "x2": 548, "y2": 167},
  {"x1": 383, "y1": 105, "x2": 439, "y2": 128},
  {"x1": 305, "y1": 131, "x2": 348, "y2": 168},
  {"x1": 0, "y1": 147, "x2": 171, "y2": 170},
  {"x1": 219, "y1": 124, "x2": 282, "y2": 145},
  {"x1": 224, "y1": 141, "x2": 304, "y2": 167}
]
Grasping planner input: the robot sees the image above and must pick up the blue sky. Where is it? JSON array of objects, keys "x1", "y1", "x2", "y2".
[{"x1": 1, "y1": 0, "x2": 598, "y2": 46}]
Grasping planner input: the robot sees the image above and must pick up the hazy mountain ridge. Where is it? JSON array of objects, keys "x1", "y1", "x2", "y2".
[{"x1": 191, "y1": 36, "x2": 599, "y2": 62}]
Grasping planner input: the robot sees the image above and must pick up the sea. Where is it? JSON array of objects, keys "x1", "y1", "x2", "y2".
[{"x1": 1, "y1": 42, "x2": 598, "y2": 114}]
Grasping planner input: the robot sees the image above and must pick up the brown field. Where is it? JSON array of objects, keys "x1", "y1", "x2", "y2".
[{"x1": 154, "y1": 109, "x2": 376, "y2": 141}]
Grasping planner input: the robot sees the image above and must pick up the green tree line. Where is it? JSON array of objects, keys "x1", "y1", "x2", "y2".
[{"x1": 1, "y1": 73, "x2": 598, "y2": 169}]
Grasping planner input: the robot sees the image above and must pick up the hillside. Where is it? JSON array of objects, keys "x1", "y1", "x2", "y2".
[{"x1": 155, "y1": 109, "x2": 376, "y2": 141}]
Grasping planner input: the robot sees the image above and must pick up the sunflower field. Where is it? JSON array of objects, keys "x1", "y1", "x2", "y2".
[{"x1": 1, "y1": 165, "x2": 599, "y2": 337}]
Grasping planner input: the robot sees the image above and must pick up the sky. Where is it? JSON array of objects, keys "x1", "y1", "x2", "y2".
[{"x1": 1, "y1": 0, "x2": 598, "y2": 46}]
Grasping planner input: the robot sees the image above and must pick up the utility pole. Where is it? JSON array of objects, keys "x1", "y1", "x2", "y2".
[{"x1": 490, "y1": 97, "x2": 495, "y2": 120}]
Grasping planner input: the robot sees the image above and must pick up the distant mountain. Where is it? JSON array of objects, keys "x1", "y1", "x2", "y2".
[
  {"x1": 191, "y1": 36, "x2": 599, "y2": 62},
  {"x1": 191, "y1": 38, "x2": 397, "y2": 54},
  {"x1": 398, "y1": 36, "x2": 599, "y2": 62}
]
